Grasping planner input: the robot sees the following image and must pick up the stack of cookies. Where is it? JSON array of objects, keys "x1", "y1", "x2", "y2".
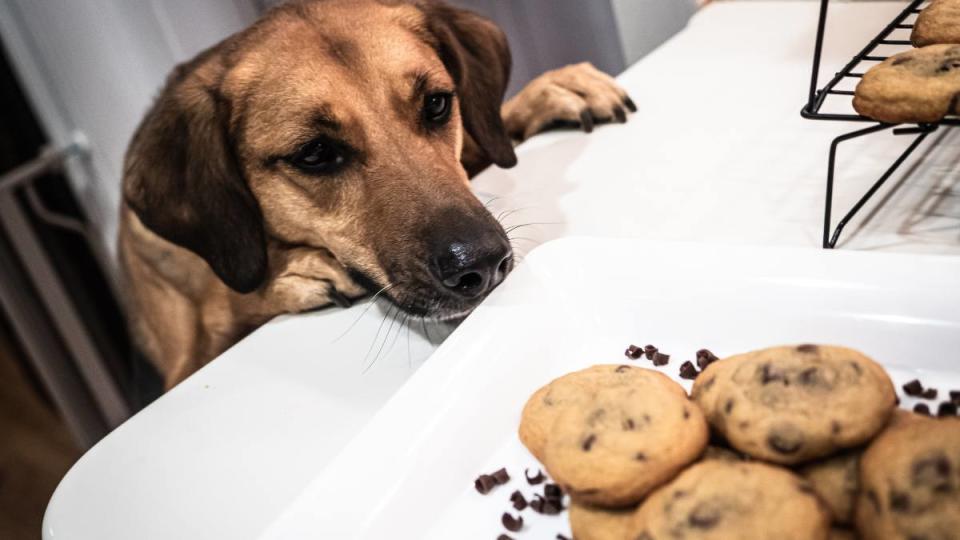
[
  {"x1": 853, "y1": 0, "x2": 960, "y2": 123},
  {"x1": 518, "y1": 345, "x2": 960, "y2": 539}
]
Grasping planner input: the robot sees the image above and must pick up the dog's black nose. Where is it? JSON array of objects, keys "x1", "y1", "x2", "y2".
[{"x1": 431, "y1": 238, "x2": 513, "y2": 299}]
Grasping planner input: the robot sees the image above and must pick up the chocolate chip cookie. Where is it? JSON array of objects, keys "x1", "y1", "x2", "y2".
[
  {"x1": 628, "y1": 460, "x2": 831, "y2": 540},
  {"x1": 800, "y1": 448, "x2": 862, "y2": 524},
  {"x1": 568, "y1": 500, "x2": 635, "y2": 540},
  {"x1": 520, "y1": 364, "x2": 674, "y2": 461},
  {"x1": 912, "y1": 0, "x2": 960, "y2": 47},
  {"x1": 853, "y1": 45, "x2": 960, "y2": 124},
  {"x1": 855, "y1": 414, "x2": 960, "y2": 540},
  {"x1": 691, "y1": 345, "x2": 896, "y2": 465},
  {"x1": 542, "y1": 371, "x2": 708, "y2": 507}
]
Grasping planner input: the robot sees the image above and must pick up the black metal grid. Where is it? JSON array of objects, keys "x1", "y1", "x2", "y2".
[{"x1": 801, "y1": 0, "x2": 958, "y2": 248}]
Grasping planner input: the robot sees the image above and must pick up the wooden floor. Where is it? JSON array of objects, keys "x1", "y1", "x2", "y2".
[{"x1": 0, "y1": 329, "x2": 80, "y2": 540}]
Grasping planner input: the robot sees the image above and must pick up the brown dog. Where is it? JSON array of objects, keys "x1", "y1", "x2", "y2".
[{"x1": 118, "y1": 0, "x2": 634, "y2": 389}]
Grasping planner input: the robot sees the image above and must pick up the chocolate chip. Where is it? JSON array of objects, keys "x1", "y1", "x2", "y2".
[
  {"x1": 623, "y1": 418, "x2": 635, "y2": 430},
  {"x1": 696, "y1": 348, "x2": 719, "y2": 369},
  {"x1": 582, "y1": 434, "x2": 597, "y2": 451},
  {"x1": 798, "y1": 367, "x2": 820, "y2": 386},
  {"x1": 831, "y1": 421, "x2": 842, "y2": 435},
  {"x1": 912, "y1": 455, "x2": 951, "y2": 491},
  {"x1": 635, "y1": 452, "x2": 647, "y2": 461},
  {"x1": 644, "y1": 344, "x2": 658, "y2": 359},
  {"x1": 530, "y1": 494, "x2": 562, "y2": 515},
  {"x1": 950, "y1": 390, "x2": 960, "y2": 404},
  {"x1": 525, "y1": 468, "x2": 546, "y2": 485},
  {"x1": 556, "y1": 535, "x2": 572, "y2": 540},
  {"x1": 914, "y1": 403, "x2": 931, "y2": 416},
  {"x1": 796, "y1": 344, "x2": 819, "y2": 353},
  {"x1": 497, "y1": 535, "x2": 513, "y2": 540},
  {"x1": 938, "y1": 401, "x2": 958, "y2": 417},
  {"x1": 492, "y1": 468, "x2": 510, "y2": 485},
  {"x1": 544, "y1": 483, "x2": 563, "y2": 500},
  {"x1": 501, "y1": 512, "x2": 523, "y2": 532},
  {"x1": 903, "y1": 379, "x2": 924, "y2": 397},
  {"x1": 652, "y1": 352, "x2": 670, "y2": 366},
  {"x1": 616, "y1": 364, "x2": 632, "y2": 373},
  {"x1": 760, "y1": 363, "x2": 785, "y2": 385},
  {"x1": 724, "y1": 399, "x2": 735, "y2": 415},
  {"x1": 849, "y1": 361, "x2": 862, "y2": 375},
  {"x1": 866, "y1": 489, "x2": 881, "y2": 513},
  {"x1": 625, "y1": 344, "x2": 643, "y2": 359},
  {"x1": 890, "y1": 490, "x2": 911, "y2": 512},
  {"x1": 679, "y1": 361, "x2": 699, "y2": 380},
  {"x1": 509, "y1": 490, "x2": 527, "y2": 511},
  {"x1": 767, "y1": 428, "x2": 803, "y2": 455},
  {"x1": 683, "y1": 407, "x2": 690, "y2": 419},
  {"x1": 688, "y1": 502, "x2": 721, "y2": 529},
  {"x1": 921, "y1": 388, "x2": 938, "y2": 400},
  {"x1": 475, "y1": 474, "x2": 497, "y2": 494}
]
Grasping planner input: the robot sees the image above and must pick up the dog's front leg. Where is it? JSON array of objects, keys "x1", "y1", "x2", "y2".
[
  {"x1": 501, "y1": 62, "x2": 636, "y2": 142},
  {"x1": 258, "y1": 246, "x2": 366, "y2": 315}
]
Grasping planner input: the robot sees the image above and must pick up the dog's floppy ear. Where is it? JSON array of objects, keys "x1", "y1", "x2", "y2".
[
  {"x1": 123, "y1": 60, "x2": 267, "y2": 293},
  {"x1": 419, "y1": 1, "x2": 517, "y2": 169}
]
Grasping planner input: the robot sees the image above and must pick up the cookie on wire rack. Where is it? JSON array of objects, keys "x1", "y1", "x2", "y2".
[
  {"x1": 912, "y1": 0, "x2": 960, "y2": 47},
  {"x1": 853, "y1": 44, "x2": 960, "y2": 124}
]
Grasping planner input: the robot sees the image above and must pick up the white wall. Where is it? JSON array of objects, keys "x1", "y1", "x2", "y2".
[
  {"x1": 0, "y1": 0, "x2": 258, "y2": 259},
  {"x1": 612, "y1": 0, "x2": 698, "y2": 65}
]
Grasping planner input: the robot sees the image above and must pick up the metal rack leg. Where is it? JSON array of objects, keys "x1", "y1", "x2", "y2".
[
  {"x1": 824, "y1": 124, "x2": 936, "y2": 248},
  {"x1": 823, "y1": 124, "x2": 891, "y2": 248}
]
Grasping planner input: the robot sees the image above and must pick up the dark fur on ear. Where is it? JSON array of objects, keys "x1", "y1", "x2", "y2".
[
  {"x1": 418, "y1": 1, "x2": 517, "y2": 170},
  {"x1": 123, "y1": 56, "x2": 267, "y2": 293}
]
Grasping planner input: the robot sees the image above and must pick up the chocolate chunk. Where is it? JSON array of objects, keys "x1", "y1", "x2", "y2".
[
  {"x1": 679, "y1": 361, "x2": 699, "y2": 380},
  {"x1": 556, "y1": 535, "x2": 572, "y2": 540},
  {"x1": 492, "y1": 468, "x2": 510, "y2": 485},
  {"x1": 643, "y1": 345, "x2": 658, "y2": 360},
  {"x1": 767, "y1": 429, "x2": 803, "y2": 455},
  {"x1": 525, "y1": 468, "x2": 546, "y2": 485},
  {"x1": 509, "y1": 490, "x2": 527, "y2": 511},
  {"x1": 950, "y1": 390, "x2": 960, "y2": 404},
  {"x1": 938, "y1": 401, "x2": 958, "y2": 417},
  {"x1": 475, "y1": 474, "x2": 497, "y2": 494},
  {"x1": 889, "y1": 490, "x2": 911, "y2": 512},
  {"x1": 616, "y1": 364, "x2": 632, "y2": 373},
  {"x1": 921, "y1": 388, "x2": 938, "y2": 400},
  {"x1": 530, "y1": 494, "x2": 562, "y2": 515},
  {"x1": 652, "y1": 352, "x2": 670, "y2": 366},
  {"x1": 696, "y1": 348, "x2": 719, "y2": 369},
  {"x1": 582, "y1": 434, "x2": 597, "y2": 451},
  {"x1": 625, "y1": 344, "x2": 643, "y2": 359},
  {"x1": 544, "y1": 483, "x2": 563, "y2": 501},
  {"x1": 635, "y1": 452, "x2": 647, "y2": 461},
  {"x1": 496, "y1": 535, "x2": 513, "y2": 540},
  {"x1": 501, "y1": 512, "x2": 523, "y2": 532},
  {"x1": 688, "y1": 502, "x2": 721, "y2": 529},
  {"x1": 623, "y1": 418, "x2": 635, "y2": 430},
  {"x1": 903, "y1": 379, "x2": 924, "y2": 397},
  {"x1": 796, "y1": 344, "x2": 819, "y2": 353},
  {"x1": 914, "y1": 403, "x2": 931, "y2": 416}
]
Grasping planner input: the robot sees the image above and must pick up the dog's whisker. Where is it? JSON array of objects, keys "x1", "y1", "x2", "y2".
[
  {"x1": 496, "y1": 206, "x2": 533, "y2": 223},
  {"x1": 360, "y1": 302, "x2": 396, "y2": 372},
  {"x1": 362, "y1": 303, "x2": 405, "y2": 374},
  {"x1": 333, "y1": 283, "x2": 397, "y2": 343},
  {"x1": 481, "y1": 195, "x2": 502, "y2": 209}
]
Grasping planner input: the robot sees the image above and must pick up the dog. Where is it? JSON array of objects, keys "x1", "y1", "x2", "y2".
[{"x1": 118, "y1": 0, "x2": 635, "y2": 389}]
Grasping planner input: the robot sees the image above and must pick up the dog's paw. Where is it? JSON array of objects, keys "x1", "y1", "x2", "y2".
[
  {"x1": 263, "y1": 246, "x2": 365, "y2": 312},
  {"x1": 502, "y1": 62, "x2": 636, "y2": 141}
]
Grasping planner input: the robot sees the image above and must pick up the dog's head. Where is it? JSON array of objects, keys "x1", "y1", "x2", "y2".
[{"x1": 124, "y1": 0, "x2": 517, "y2": 319}]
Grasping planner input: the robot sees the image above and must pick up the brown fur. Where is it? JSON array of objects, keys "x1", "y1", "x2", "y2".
[{"x1": 119, "y1": 0, "x2": 633, "y2": 389}]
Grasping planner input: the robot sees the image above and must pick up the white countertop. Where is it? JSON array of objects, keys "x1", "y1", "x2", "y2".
[{"x1": 44, "y1": 2, "x2": 960, "y2": 539}]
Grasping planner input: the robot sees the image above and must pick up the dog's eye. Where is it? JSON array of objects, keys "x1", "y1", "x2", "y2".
[
  {"x1": 423, "y1": 92, "x2": 453, "y2": 126},
  {"x1": 289, "y1": 138, "x2": 347, "y2": 174}
]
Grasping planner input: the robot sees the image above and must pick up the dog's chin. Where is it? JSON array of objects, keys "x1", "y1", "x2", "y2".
[{"x1": 384, "y1": 287, "x2": 483, "y2": 323}]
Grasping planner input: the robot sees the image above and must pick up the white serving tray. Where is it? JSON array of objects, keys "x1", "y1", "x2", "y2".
[{"x1": 259, "y1": 237, "x2": 960, "y2": 540}]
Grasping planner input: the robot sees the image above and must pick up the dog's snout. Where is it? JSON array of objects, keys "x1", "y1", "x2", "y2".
[{"x1": 431, "y1": 239, "x2": 513, "y2": 299}]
